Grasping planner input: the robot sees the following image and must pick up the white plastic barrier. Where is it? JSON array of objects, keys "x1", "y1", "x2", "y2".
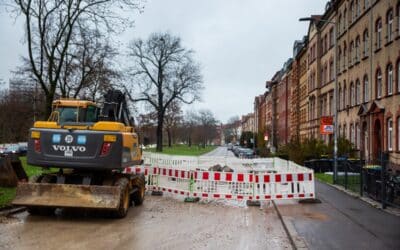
[{"x1": 126, "y1": 153, "x2": 315, "y2": 202}]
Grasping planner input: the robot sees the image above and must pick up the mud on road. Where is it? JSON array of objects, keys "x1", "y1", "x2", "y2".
[{"x1": 0, "y1": 195, "x2": 292, "y2": 250}]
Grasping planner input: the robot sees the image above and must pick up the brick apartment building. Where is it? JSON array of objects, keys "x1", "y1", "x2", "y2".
[{"x1": 252, "y1": 0, "x2": 400, "y2": 168}]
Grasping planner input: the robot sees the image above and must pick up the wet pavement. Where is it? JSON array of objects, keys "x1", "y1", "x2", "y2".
[
  {"x1": 278, "y1": 181, "x2": 400, "y2": 250},
  {"x1": 0, "y1": 196, "x2": 291, "y2": 250}
]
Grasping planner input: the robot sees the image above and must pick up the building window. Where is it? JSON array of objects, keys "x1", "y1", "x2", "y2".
[
  {"x1": 330, "y1": 59, "x2": 334, "y2": 81},
  {"x1": 329, "y1": 28, "x2": 334, "y2": 47},
  {"x1": 338, "y1": 46, "x2": 342, "y2": 71},
  {"x1": 350, "y1": 82, "x2": 355, "y2": 106},
  {"x1": 339, "y1": 86, "x2": 342, "y2": 109},
  {"x1": 350, "y1": 41, "x2": 354, "y2": 64},
  {"x1": 363, "y1": 75, "x2": 369, "y2": 102},
  {"x1": 343, "y1": 124, "x2": 347, "y2": 138},
  {"x1": 387, "y1": 64, "x2": 393, "y2": 95},
  {"x1": 398, "y1": 4, "x2": 400, "y2": 36},
  {"x1": 338, "y1": 14, "x2": 342, "y2": 34},
  {"x1": 344, "y1": 8, "x2": 347, "y2": 29},
  {"x1": 355, "y1": 36, "x2": 360, "y2": 62},
  {"x1": 364, "y1": 0, "x2": 369, "y2": 9},
  {"x1": 343, "y1": 42, "x2": 347, "y2": 68},
  {"x1": 398, "y1": 61, "x2": 400, "y2": 93},
  {"x1": 356, "y1": 79, "x2": 360, "y2": 105},
  {"x1": 387, "y1": 9, "x2": 393, "y2": 42},
  {"x1": 363, "y1": 29, "x2": 369, "y2": 57},
  {"x1": 398, "y1": 116, "x2": 400, "y2": 151},
  {"x1": 356, "y1": 123, "x2": 360, "y2": 149},
  {"x1": 350, "y1": 1, "x2": 355, "y2": 23},
  {"x1": 376, "y1": 18, "x2": 382, "y2": 49},
  {"x1": 356, "y1": 0, "x2": 360, "y2": 18},
  {"x1": 344, "y1": 82, "x2": 347, "y2": 108},
  {"x1": 350, "y1": 123, "x2": 355, "y2": 145},
  {"x1": 388, "y1": 118, "x2": 393, "y2": 151},
  {"x1": 376, "y1": 69, "x2": 382, "y2": 98}
]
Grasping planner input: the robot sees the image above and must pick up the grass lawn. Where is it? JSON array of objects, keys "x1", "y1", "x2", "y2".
[
  {"x1": 145, "y1": 144, "x2": 217, "y2": 156},
  {"x1": 0, "y1": 156, "x2": 56, "y2": 208},
  {"x1": 315, "y1": 172, "x2": 361, "y2": 193}
]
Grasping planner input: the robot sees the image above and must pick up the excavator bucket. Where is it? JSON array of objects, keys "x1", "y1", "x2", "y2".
[{"x1": 13, "y1": 183, "x2": 121, "y2": 210}]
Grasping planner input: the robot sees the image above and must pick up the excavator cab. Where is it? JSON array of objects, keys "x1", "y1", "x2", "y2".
[{"x1": 48, "y1": 100, "x2": 99, "y2": 125}]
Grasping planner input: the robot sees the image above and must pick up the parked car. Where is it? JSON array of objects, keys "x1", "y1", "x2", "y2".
[{"x1": 0, "y1": 144, "x2": 21, "y2": 156}]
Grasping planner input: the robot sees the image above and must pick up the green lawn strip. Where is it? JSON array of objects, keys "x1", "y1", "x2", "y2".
[
  {"x1": 0, "y1": 156, "x2": 57, "y2": 208},
  {"x1": 0, "y1": 187, "x2": 16, "y2": 208},
  {"x1": 315, "y1": 173, "x2": 334, "y2": 184},
  {"x1": 315, "y1": 172, "x2": 361, "y2": 192},
  {"x1": 145, "y1": 145, "x2": 217, "y2": 156}
]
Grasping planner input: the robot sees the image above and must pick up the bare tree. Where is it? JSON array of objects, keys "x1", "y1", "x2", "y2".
[
  {"x1": 126, "y1": 32, "x2": 203, "y2": 152},
  {"x1": 8, "y1": 0, "x2": 141, "y2": 116},
  {"x1": 224, "y1": 116, "x2": 241, "y2": 143},
  {"x1": 195, "y1": 109, "x2": 218, "y2": 148},
  {"x1": 164, "y1": 101, "x2": 182, "y2": 147}
]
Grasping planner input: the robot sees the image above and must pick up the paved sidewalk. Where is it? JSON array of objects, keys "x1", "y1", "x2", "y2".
[{"x1": 277, "y1": 181, "x2": 400, "y2": 250}]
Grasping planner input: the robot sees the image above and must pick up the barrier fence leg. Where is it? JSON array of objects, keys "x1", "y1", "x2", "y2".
[
  {"x1": 246, "y1": 173, "x2": 260, "y2": 207},
  {"x1": 184, "y1": 172, "x2": 199, "y2": 203},
  {"x1": 151, "y1": 172, "x2": 163, "y2": 196}
]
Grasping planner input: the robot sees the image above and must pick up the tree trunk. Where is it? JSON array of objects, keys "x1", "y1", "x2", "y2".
[
  {"x1": 167, "y1": 129, "x2": 172, "y2": 147},
  {"x1": 156, "y1": 111, "x2": 163, "y2": 152}
]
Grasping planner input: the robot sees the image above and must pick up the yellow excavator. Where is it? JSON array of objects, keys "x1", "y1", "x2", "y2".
[{"x1": 13, "y1": 90, "x2": 145, "y2": 218}]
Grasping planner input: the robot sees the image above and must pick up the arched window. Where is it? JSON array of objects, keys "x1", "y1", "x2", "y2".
[
  {"x1": 376, "y1": 18, "x2": 382, "y2": 49},
  {"x1": 350, "y1": 82, "x2": 355, "y2": 106},
  {"x1": 344, "y1": 8, "x2": 348, "y2": 29},
  {"x1": 356, "y1": 79, "x2": 360, "y2": 105},
  {"x1": 397, "y1": 4, "x2": 400, "y2": 36},
  {"x1": 376, "y1": 69, "x2": 382, "y2": 98},
  {"x1": 338, "y1": 46, "x2": 342, "y2": 71},
  {"x1": 387, "y1": 64, "x2": 393, "y2": 95},
  {"x1": 388, "y1": 118, "x2": 393, "y2": 151},
  {"x1": 356, "y1": 123, "x2": 360, "y2": 149},
  {"x1": 363, "y1": 29, "x2": 369, "y2": 57},
  {"x1": 387, "y1": 9, "x2": 393, "y2": 42},
  {"x1": 350, "y1": 1, "x2": 355, "y2": 23},
  {"x1": 397, "y1": 60, "x2": 400, "y2": 93},
  {"x1": 343, "y1": 42, "x2": 347, "y2": 68},
  {"x1": 344, "y1": 82, "x2": 347, "y2": 107},
  {"x1": 350, "y1": 123, "x2": 355, "y2": 145},
  {"x1": 339, "y1": 85, "x2": 342, "y2": 109},
  {"x1": 321, "y1": 67, "x2": 325, "y2": 86},
  {"x1": 355, "y1": 36, "x2": 360, "y2": 62},
  {"x1": 330, "y1": 59, "x2": 334, "y2": 81},
  {"x1": 363, "y1": 75, "x2": 369, "y2": 102},
  {"x1": 343, "y1": 123, "x2": 347, "y2": 138},
  {"x1": 364, "y1": 0, "x2": 369, "y2": 9},
  {"x1": 356, "y1": 0, "x2": 360, "y2": 18},
  {"x1": 397, "y1": 116, "x2": 400, "y2": 151},
  {"x1": 350, "y1": 41, "x2": 354, "y2": 64},
  {"x1": 338, "y1": 14, "x2": 342, "y2": 34}
]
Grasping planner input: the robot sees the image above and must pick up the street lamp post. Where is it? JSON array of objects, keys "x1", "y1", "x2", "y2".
[{"x1": 299, "y1": 16, "x2": 338, "y2": 184}]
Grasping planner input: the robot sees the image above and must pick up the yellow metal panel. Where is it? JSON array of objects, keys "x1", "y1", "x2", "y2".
[
  {"x1": 31, "y1": 131, "x2": 40, "y2": 139},
  {"x1": 104, "y1": 134, "x2": 117, "y2": 142},
  {"x1": 33, "y1": 121, "x2": 60, "y2": 129},
  {"x1": 92, "y1": 122, "x2": 125, "y2": 132},
  {"x1": 52, "y1": 99, "x2": 96, "y2": 108}
]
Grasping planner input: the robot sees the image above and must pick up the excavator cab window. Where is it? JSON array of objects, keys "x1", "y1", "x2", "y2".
[{"x1": 55, "y1": 105, "x2": 98, "y2": 124}]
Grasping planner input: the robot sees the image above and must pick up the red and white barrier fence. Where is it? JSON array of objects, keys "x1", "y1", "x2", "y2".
[{"x1": 124, "y1": 153, "x2": 315, "y2": 202}]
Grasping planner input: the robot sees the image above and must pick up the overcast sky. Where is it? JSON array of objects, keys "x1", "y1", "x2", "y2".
[{"x1": 0, "y1": 0, "x2": 327, "y2": 123}]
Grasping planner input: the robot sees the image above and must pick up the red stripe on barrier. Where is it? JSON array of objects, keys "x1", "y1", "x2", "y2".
[
  {"x1": 265, "y1": 195, "x2": 271, "y2": 199},
  {"x1": 299, "y1": 194, "x2": 305, "y2": 198},
  {"x1": 249, "y1": 196, "x2": 253, "y2": 200},
  {"x1": 264, "y1": 175, "x2": 270, "y2": 183},
  {"x1": 225, "y1": 194, "x2": 232, "y2": 199},
  {"x1": 288, "y1": 194, "x2": 293, "y2": 198},
  {"x1": 153, "y1": 168, "x2": 157, "y2": 174},
  {"x1": 174, "y1": 190, "x2": 178, "y2": 194},
  {"x1": 237, "y1": 174, "x2": 244, "y2": 182},
  {"x1": 226, "y1": 173, "x2": 232, "y2": 181},
  {"x1": 202, "y1": 193, "x2": 208, "y2": 197},
  {"x1": 181, "y1": 171, "x2": 185, "y2": 178},
  {"x1": 168, "y1": 169, "x2": 172, "y2": 177},
  {"x1": 298, "y1": 173, "x2": 304, "y2": 181},
  {"x1": 175, "y1": 170, "x2": 178, "y2": 178},
  {"x1": 203, "y1": 172, "x2": 209, "y2": 180},
  {"x1": 145, "y1": 168, "x2": 149, "y2": 175},
  {"x1": 249, "y1": 175, "x2": 253, "y2": 182},
  {"x1": 276, "y1": 195, "x2": 282, "y2": 199},
  {"x1": 213, "y1": 194, "x2": 220, "y2": 198},
  {"x1": 275, "y1": 174, "x2": 281, "y2": 182},
  {"x1": 310, "y1": 193, "x2": 314, "y2": 197},
  {"x1": 309, "y1": 173, "x2": 313, "y2": 181},
  {"x1": 168, "y1": 189, "x2": 172, "y2": 192},
  {"x1": 194, "y1": 193, "x2": 197, "y2": 197},
  {"x1": 162, "y1": 188, "x2": 166, "y2": 191},
  {"x1": 125, "y1": 168, "x2": 131, "y2": 173},
  {"x1": 286, "y1": 174, "x2": 292, "y2": 182},
  {"x1": 194, "y1": 172, "x2": 198, "y2": 180},
  {"x1": 256, "y1": 196, "x2": 260, "y2": 200},
  {"x1": 214, "y1": 172, "x2": 220, "y2": 181},
  {"x1": 237, "y1": 195, "x2": 243, "y2": 200},
  {"x1": 255, "y1": 175, "x2": 259, "y2": 183}
]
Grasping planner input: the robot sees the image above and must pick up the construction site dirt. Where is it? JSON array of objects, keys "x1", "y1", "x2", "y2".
[{"x1": 0, "y1": 195, "x2": 293, "y2": 250}]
